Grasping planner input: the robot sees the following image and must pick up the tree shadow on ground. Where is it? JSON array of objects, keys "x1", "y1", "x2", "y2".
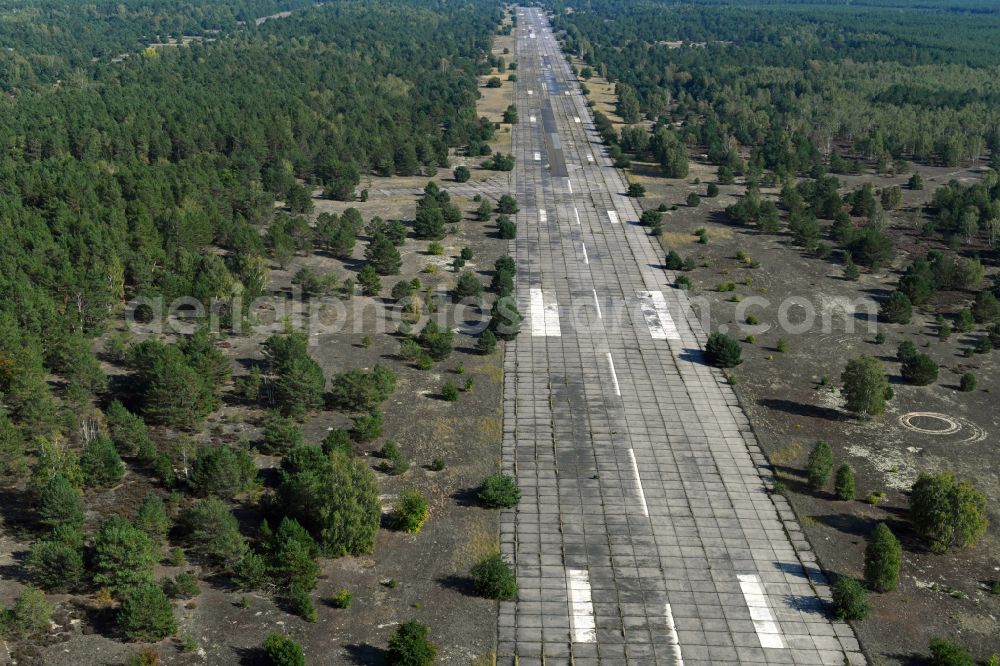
[
  {"x1": 757, "y1": 398, "x2": 842, "y2": 421},
  {"x1": 437, "y1": 574, "x2": 478, "y2": 597},
  {"x1": 344, "y1": 643, "x2": 387, "y2": 665},
  {"x1": 451, "y1": 486, "x2": 481, "y2": 508}
]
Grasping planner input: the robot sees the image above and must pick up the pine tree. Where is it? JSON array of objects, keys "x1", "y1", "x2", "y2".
[{"x1": 864, "y1": 522, "x2": 902, "y2": 592}]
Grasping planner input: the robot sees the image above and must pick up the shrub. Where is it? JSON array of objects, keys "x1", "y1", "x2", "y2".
[
  {"x1": 706, "y1": 183, "x2": 719, "y2": 197},
  {"x1": 190, "y1": 445, "x2": 257, "y2": 498},
  {"x1": 806, "y1": 441, "x2": 833, "y2": 490},
  {"x1": 4, "y1": 587, "x2": 52, "y2": 637},
  {"x1": 263, "y1": 414, "x2": 304, "y2": 453},
  {"x1": 418, "y1": 321, "x2": 454, "y2": 361},
  {"x1": 453, "y1": 166, "x2": 470, "y2": 183},
  {"x1": 287, "y1": 583, "x2": 316, "y2": 622},
  {"x1": 476, "y1": 330, "x2": 498, "y2": 355},
  {"x1": 37, "y1": 474, "x2": 84, "y2": 530},
  {"x1": 454, "y1": 271, "x2": 483, "y2": 299},
  {"x1": 176, "y1": 497, "x2": 248, "y2": 565},
  {"x1": 497, "y1": 194, "x2": 519, "y2": 214},
  {"x1": 471, "y1": 553, "x2": 517, "y2": 600},
  {"x1": 380, "y1": 441, "x2": 410, "y2": 475},
  {"x1": 322, "y1": 428, "x2": 353, "y2": 457},
  {"x1": 162, "y1": 572, "x2": 200, "y2": 599},
  {"x1": 497, "y1": 217, "x2": 517, "y2": 239},
  {"x1": 329, "y1": 589, "x2": 352, "y2": 609},
  {"x1": 127, "y1": 649, "x2": 161, "y2": 666},
  {"x1": 686, "y1": 192, "x2": 701, "y2": 207},
  {"x1": 328, "y1": 366, "x2": 397, "y2": 412},
  {"x1": 276, "y1": 449, "x2": 381, "y2": 557},
  {"x1": 135, "y1": 494, "x2": 170, "y2": 541},
  {"x1": 831, "y1": 577, "x2": 870, "y2": 621},
  {"x1": 263, "y1": 633, "x2": 306, "y2": 666},
  {"x1": 864, "y1": 523, "x2": 901, "y2": 592},
  {"x1": 705, "y1": 333, "x2": 742, "y2": 368},
  {"x1": 627, "y1": 182, "x2": 646, "y2": 197},
  {"x1": 441, "y1": 382, "x2": 459, "y2": 401},
  {"x1": 928, "y1": 639, "x2": 975, "y2": 666},
  {"x1": 910, "y1": 472, "x2": 987, "y2": 552},
  {"x1": 489, "y1": 295, "x2": 523, "y2": 340},
  {"x1": 118, "y1": 584, "x2": 177, "y2": 641},
  {"x1": 26, "y1": 536, "x2": 84, "y2": 592},
  {"x1": 664, "y1": 250, "x2": 683, "y2": 270},
  {"x1": 81, "y1": 434, "x2": 125, "y2": 489},
  {"x1": 880, "y1": 291, "x2": 912, "y2": 324},
  {"x1": 92, "y1": 516, "x2": 159, "y2": 595},
  {"x1": 351, "y1": 409, "x2": 384, "y2": 442},
  {"x1": 478, "y1": 473, "x2": 521, "y2": 508},
  {"x1": 387, "y1": 621, "x2": 437, "y2": 666},
  {"x1": 834, "y1": 464, "x2": 855, "y2": 501},
  {"x1": 900, "y1": 352, "x2": 938, "y2": 386},
  {"x1": 959, "y1": 373, "x2": 976, "y2": 392},
  {"x1": 391, "y1": 490, "x2": 430, "y2": 533},
  {"x1": 955, "y1": 309, "x2": 975, "y2": 333},
  {"x1": 841, "y1": 356, "x2": 889, "y2": 417}
]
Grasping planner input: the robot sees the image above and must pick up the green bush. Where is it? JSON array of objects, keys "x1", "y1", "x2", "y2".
[
  {"x1": 664, "y1": 250, "x2": 683, "y2": 271},
  {"x1": 880, "y1": 291, "x2": 912, "y2": 324},
  {"x1": 135, "y1": 493, "x2": 170, "y2": 541},
  {"x1": 351, "y1": 409, "x2": 384, "y2": 442},
  {"x1": 177, "y1": 497, "x2": 248, "y2": 565},
  {"x1": 959, "y1": 373, "x2": 977, "y2": 392},
  {"x1": 263, "y1": 633, "x2": 306, "y2": 666},
  {"x1": 81, "y1": 434, "x2": 125, "y2": 489},
  {"x1": 497, "y1": 216, "x2": 517, "y2": 239},
  {"x1": 37, "y1": 474, "x2": 84, "y2": 530},
  {"x1": 478, "y1": 473, "x2": 521, "y2": 508},
  {"x1": 453, "y1": 165, "x2": 470, "y2": 183},
  {"x1": 322, "y1": 428, "x2": 353, "y2": 457},
  {"x1": 329, "y1": 589, "x2": 352, "y2": 609},
  {"x1": 910, "y1": 472, "x2": 987, "y2": 553},
  {"x1": 118, "y1": 584, "x2": 177, "y2": 641},
  {"x1": 380, "y1": 441, "x2": 410, "y2": 475},
  {"x1": 831, "y1": 577, "x2": 870, "y2": 621},
  {"x1": 497, "y1": 194, "x2": 519, "y2": 214},
  {"x1": 476, "y1": 330, "x2": 498, "y2": 355},
  {"x1": 841, "y1": 356, "x2": 889, "y2": 417},
  {"x1": 263, "y1": 415, "x2": 304, "y2": 453},
  {"x1": 161, "y1": 572, "x2": 200, "y2": 599},
  {"x1": 391, "y1": 490, "x2": 430, "y2": 533},
  {"x1": 92, "y1": 516, "x2": 159, "y2": 595},
  {"x1": 26, "y1": 537, "x2": 84, "y2": 592},
  {"x1": 834, "y1": 464, "x2": 855, "y2": 501},
  {"x1": 387, "y1": 621, "x2": 437, "y2": 666},
  {"x1": 864, "y1": 523, "x2": 901, "y2": 592},
  {"x1": 705, "y1": 333, "x2": 742, "y2": 368},
  {"x1": 471, "y1": 553, "x2": 517, "y2": 600},
  {"x1": 901, "y1": 352, "x2": 938, "y2": 386},
  {"x1": 441, "y1": 382, "x2": 459, "y2": 401},
  {"x1": 806, "y1": 441, "x2": 833, "y2": 490},
  {"x1": 418, "y1": 321, "x2": 454, "y2": 361},
  {"x1": 287, "y1": 583, "x2": 317, "y2": 622},
  {"x1": 190, "y1": 445, "x2": 257, "y2": 498},
  {"x1": 3, "y1": 587, "x2": 52, "y2": 637},
  {"x1": 686, "y1": 192, "x2": 701, "y2": 207},
  {"x1": 928, "y1": 639, "x2": 975, "y2": 666}
]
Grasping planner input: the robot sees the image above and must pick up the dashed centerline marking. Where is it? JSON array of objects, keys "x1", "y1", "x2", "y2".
[
  {"x1": 592, "y1": 289, "x2": 602, "y2": 319},
  {"x1": 737, "y1": 574, "x2": 786, "y2": 649},
  {"x1": 581, "y1": 243, "x2": 589, "y2": 265},
  {"x1": 627, "y1": 448, "x2": 649, "y2": 517},
  {"x1": 587, "y1": 154, "x2": 595, "y2": 163},
  {"x1": 539, "y1": 209, "x2": 547, "y2": 223},
  {"x1": 567, "y1": 569, "x2": 596, "y2": 643},
  {"x1": 664, "y1": 604, "x2": 685, "y2": 665},
  {"x1": 533, "y1": 151, "x2": 541, "y2": 162},
  {"x1": 607, "y1": 210, "x2": 619, "y2": 224},
  {"x1": 605, "y1": 352, "x2": 621, "y2": 396},
  {"x1": 573, "y1": 207, "x2": 581, "y2": 225}
]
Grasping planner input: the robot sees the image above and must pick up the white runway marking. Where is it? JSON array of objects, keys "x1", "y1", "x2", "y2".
[
  {"x1": 529, "y1": 115, "x2": 536, "y2": 123},
  {"x1": 574, "y1": 116, "x2": 581, "y2": 123},
  {"x1": 627, "y1": 448, "x2": 649, "y2": 517},
  {"x1": 581, "y1": 243, "x2": 589, "y2": 265},
  {"x1": 607, "y1": 210, "x2": 619, "y2": 224},
  {"x1": 664, "y1": 604, "x2": 685, "y2": 665},
  {"x1": 737, "y1": 574, "x2": 786, "y2": 649},
  {"x1": 527, "y1": 89, "x2": 534, "y2": 95},
  {"x1": 566, "y1": 179, "x2": 573, "y2": 194},
  {"x1": 567, "y1": 569, "x2": 596, "y2": 643},
  {"x1": 587, "y1": 154, "x2": 594, "y2": 163},
  {"x1": 533, "y1": 151, "x2": 541, "y2": 162},
  {"x1": 592, "y1": 289, "x2": 602, "y2": 319},
  {"x1": 605, "y1": 352, "x2": 621, "y2": 396},
  {"x1": 636, "y1": 290, "x2": 680, "y2": 340},
  {"x1": 573, "y1": 207, "x2": 581, "y2": 225},
  {"x1": 539, "y1": 209, "x2": 547, "y2": 223},
  {"x1": 529, "y1": 288, "x2": 560, "y2": 337}
]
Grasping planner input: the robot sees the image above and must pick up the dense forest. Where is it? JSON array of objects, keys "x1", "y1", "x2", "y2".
[
  {"x1": 550, "y1": 0, "x2": 1000, "y2": 172},
  {"x1": 0, "y1": 0, "x2": 499, "y2": 440}
]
